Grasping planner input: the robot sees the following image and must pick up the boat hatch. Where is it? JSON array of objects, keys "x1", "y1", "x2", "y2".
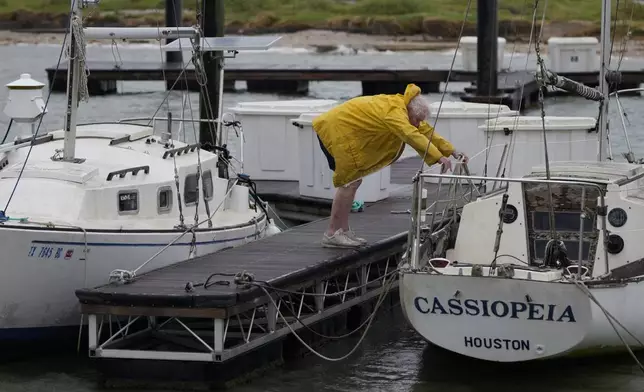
[
  {"x1": 522, "y1": 181, "x2": 601, "y2": 269},
  {"x1": 0, "y1": 161, "x2": 99, "y2": 184}
]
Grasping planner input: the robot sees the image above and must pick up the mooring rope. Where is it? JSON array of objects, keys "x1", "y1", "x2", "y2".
[
  {"x1": 255, "y1": 275, "x2": 397, "y2": 362},
  {"x1": 184, "y1": 261, "x2": 402, "y2": 341},
  {"x1": 108, "y1": 178, "x2": 242, "y2": 284},
  {"x1": 569, "y1": 278, "x2": 644, "y2": 374}
]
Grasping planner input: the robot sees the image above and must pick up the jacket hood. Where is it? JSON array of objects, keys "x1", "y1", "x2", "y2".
[{"x1": 403, "y1": 83, "x2": 422, "y2": 106}]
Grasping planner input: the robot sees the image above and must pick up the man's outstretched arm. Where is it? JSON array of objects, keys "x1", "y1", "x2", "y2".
[
  {"x1": 417, "y1": 121, "x2": 454, "y2": 156},
  {"x1": 384, "y1": 108, "x2": 447, "y2": 166}
]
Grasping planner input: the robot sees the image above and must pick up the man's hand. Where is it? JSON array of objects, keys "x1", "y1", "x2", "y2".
[
  {"x1": 438, "y1": 156, "x2": 452, "y2": 173},
  {"x1": 452, "y1": 151, "x2": 469, "y2": 163}
]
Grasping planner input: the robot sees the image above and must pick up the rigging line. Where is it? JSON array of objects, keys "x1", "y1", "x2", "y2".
[
  {"x1": 483, "y1": 0, "x2": 533, "y2": 178},
  {"x1": 418, "y1": 0, "x2": 473, "y2": 173},
  {"x1": 256, "y1": 273, "x2": 398, "y2": 363},
  {"x1": 146, "y1": 0, "x2": 201, "y2": 130},
  {"x1": 498, "y1": 0, "x2": 542, "y2": 183},
  {"x1": 166, "y1": 13, "x2": 215, "y2": 231},
  {"x1": 191, "y1": 36, "x2": 222, "y2": 148},
  {"x1": 532, "y1": 0, "x2": 558, "y2": 241},
  {"x1": 112, "y1": 178, "x2": 243, "y2": 281},
  {"x1": 608, "y1": 0, "x2": 621, "y2": 67},
  {"x1": 155, "y1": 15, "x2": 172, "y2": 113},
  {"x1": 166, "y1": 8, "x2": 216, "y2": 231},
  {"x1": 3, "y1": 1, "x2": 74, "y2": 214},
  {"x1": 144, "y1": 57, "x2": 194, "y2": 128},
  {"x1": 1, "y1": 119, "x2": 13, "y2": 144},
  {"x1": 616, "y1": 2, "x2": 636, "y2": 72}
]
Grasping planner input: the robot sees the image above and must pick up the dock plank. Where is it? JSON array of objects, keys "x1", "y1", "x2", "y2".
[{"x1": 75, "y1": 157, "x2": 441, "y2": 309}]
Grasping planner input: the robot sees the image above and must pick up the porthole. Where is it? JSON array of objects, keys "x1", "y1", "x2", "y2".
[
  {"x1": 499, "y1": 204, "x2": 518, "y2": 224},
  {"x1": 606, "y1": 234, "x2": 624, "y2": 255},
  {"x1": 158, "y1": 186, "x2": 173, "y2": 214},
  {"x1": 607, "y1": 208, "x2": 627, "y2": 227}
]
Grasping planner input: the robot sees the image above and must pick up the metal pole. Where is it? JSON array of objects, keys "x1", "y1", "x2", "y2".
[
  {"x1": 199, "y1": 0, "x2": 224, "y2": 147},
  {"x1": 476, "y1": 0, "x2": 498, "y2": 97},
  {"x1": 597, "y1": 0, "x2": 611, "y2": 162},
  {"x1": 63, "y1": 0, "x2": 81, "y2": 161},
  {"x1": 165, "y1": 0, "x2": 183, "y2": 64}
]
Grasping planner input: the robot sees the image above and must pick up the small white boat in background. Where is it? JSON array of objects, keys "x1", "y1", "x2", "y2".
[
  {"x1": 0, "y1": 0, "x2": 282, "y2": 343},
  {"x1": 399, "y1": 0, "x2": 644, "y2": 363}
]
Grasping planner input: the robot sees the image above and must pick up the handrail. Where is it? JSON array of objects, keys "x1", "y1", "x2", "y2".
[
  {"x1": 418, "y1": 172, "x2": 607, "y2": 193},
  {"x1": 106, "y1": 165, "x2": 150, "y2": 181},
  {"x1": 409, "y1": 170, "x2": 610, "y2": 276},
  {"x1": 118, "y1": 117, "x2": 222, "y2": 124}
]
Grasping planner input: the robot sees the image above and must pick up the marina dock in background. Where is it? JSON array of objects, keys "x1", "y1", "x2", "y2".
[
  {"x1": 74, "y1": 157, "x2": 447, "y2": 389},
  {"x1": 44, "y1": 60, "x2": 644, "y2": 111}
]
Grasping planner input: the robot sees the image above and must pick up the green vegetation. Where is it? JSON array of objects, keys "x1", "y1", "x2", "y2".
[{"x1": 1, "y1": 0, "x2": 644, "y2": 38}]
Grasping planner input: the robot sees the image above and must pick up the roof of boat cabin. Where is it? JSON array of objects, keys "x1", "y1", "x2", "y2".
[{"x1": 526, "y1": 161, "x2": 644, "y2": 184}]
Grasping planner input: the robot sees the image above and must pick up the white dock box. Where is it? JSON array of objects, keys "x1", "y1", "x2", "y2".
[
  {"x1": 459, "y1": 36, "x2": 506, "y2": 72},
  {"x1": 547, "y1": 37, "x2": 599, "y2": 73},
  {"x1": 403, "y1": 102, "x2": 519, "y2": 182},
  {"x1": 229, "y1": 99, "x2": 338, "y2": 181},
  {"x1": 481, "y1": 116, "x2": 598, "y2": 178},
  {"x1": 292, "y1": 112, "x2": 391, "y2": 202}
]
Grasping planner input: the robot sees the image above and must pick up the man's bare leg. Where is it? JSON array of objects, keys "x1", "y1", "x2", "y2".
[
  {"x1": 339, "y1": 179, "x2": 361, "y2": 231},
  {"x1": 326, "y1": 184, "x2": 356, "y2": 236}
]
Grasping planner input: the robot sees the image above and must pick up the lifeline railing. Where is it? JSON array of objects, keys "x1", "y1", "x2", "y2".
[{"x1": 406, "y1": 170, "x2": 609, "y2": 278}]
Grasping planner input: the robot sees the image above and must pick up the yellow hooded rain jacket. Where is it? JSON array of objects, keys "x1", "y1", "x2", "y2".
[{"x1": 312, "y1": 83, "x2": 455, "y2": 188}]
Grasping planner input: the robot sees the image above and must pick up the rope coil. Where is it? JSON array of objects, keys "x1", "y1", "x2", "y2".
[{"x1": 67, "y1": 14, "x2": 90, "y2": 103}]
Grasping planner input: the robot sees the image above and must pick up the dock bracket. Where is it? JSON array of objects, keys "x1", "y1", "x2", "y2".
[{"x1": 314, "y1": 281, "x2": 325, "y2": 313}]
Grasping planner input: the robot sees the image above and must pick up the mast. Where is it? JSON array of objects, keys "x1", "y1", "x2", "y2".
[
  {"x1": 597, "y1": 0, "x2": 611, "y2": 161},
  {"x1": 62, "y1": 0, "x2": 82, "y2": 162}
]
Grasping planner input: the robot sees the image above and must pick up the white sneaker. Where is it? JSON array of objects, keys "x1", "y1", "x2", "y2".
[
  {"x1": 346, "y1": 228, "x2": 367, "y2": 245},
  {"x1": 321, "y1": 229, "x2": 363, "y2": 248}
]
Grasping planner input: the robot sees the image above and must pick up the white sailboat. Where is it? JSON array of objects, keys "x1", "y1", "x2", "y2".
[
  {"x1": 399, "y1": 0, "x2": 644, "y2": 362},
  {"x1": 0, "y1": 0, "x2": 282, "y2": 343}
]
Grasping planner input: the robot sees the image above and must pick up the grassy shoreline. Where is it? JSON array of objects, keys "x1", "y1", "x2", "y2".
[{"x1": 0, "y1": 0, "x2": 642, "y2": 41}]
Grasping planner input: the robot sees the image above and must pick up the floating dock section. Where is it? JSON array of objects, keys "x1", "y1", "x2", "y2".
[{"x1": 74, "y1": 157, "x2": 450, "y2": 388}]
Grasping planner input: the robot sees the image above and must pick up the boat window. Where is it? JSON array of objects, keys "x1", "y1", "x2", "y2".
[
  {"x1": 158, "y1": 186, "x2": 173, "y2": 213},
  {"x1": 534, "y1": 239, "x2": 591, "y2": 261},
  {"x1": 532, "y1": 211, "x2": 594, "y2": 232},
  {"x1": 118, "y1": 190, "x2": 139, "y2": 214},
  {"x1": 203, "y1": 170, "x2": 213, "y2": 201},
  {"x1": 184, "y1": 170, "x2": 214, "y2": 205},
  {"x1": 184, "y1": 174, "x2": 198, "y2": 205}
]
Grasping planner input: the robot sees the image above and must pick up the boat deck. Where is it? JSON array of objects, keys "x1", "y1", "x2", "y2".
[{"x1": 75, "y1": 157, "x2": 436, "y2": 310}]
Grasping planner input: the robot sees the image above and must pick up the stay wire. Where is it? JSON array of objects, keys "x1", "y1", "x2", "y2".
[
  {"x1": 3, "y1": 1, "x2": 74, "y2": 214},
  {"x1": 418, "y1": 0, "x2": 473, "y2": 173}
]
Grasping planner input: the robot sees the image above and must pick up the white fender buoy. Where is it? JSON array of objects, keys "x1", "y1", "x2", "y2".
[{"x1": 265, "y1": 219, "x2": 282, "y2": 237}]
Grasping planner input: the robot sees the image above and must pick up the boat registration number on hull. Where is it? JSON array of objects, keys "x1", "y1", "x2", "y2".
[{"x1": 27, "y1": 245, "x2": 75, "y2": 260}]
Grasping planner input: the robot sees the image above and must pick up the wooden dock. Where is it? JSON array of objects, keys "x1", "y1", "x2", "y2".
[{"x1": 74, "y1": 157, "x2": 449, "y2": 388}]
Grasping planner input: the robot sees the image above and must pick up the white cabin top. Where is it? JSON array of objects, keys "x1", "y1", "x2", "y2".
[{"x1": 526, "y1": 161, "x2": 644, "y2": 184}]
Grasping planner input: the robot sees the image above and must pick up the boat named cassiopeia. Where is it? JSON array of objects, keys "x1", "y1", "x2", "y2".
[{"x1": 400, "y1": 0, "x2": 644, "y2": 364}]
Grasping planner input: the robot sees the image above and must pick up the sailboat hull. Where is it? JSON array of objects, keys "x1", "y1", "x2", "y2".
[
  {"x1": 0, "y1": 219, "x2": 267, "y2": 342},
  {"x1": 400, "y1": 271, "x2": 644, "y2": 362}
]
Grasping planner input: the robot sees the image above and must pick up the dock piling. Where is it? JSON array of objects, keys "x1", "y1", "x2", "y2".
[
  {"x1": 476, "y1": 0, "x2": 498, "y2": 99},
  {"x1": 198, "y1": 0, "x2": 224, "y2": 146}
]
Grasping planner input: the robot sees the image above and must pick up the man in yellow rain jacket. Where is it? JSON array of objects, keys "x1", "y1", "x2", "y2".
[{"x1": 313, "y1": 83, "x2": 468, "y2": 248}]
